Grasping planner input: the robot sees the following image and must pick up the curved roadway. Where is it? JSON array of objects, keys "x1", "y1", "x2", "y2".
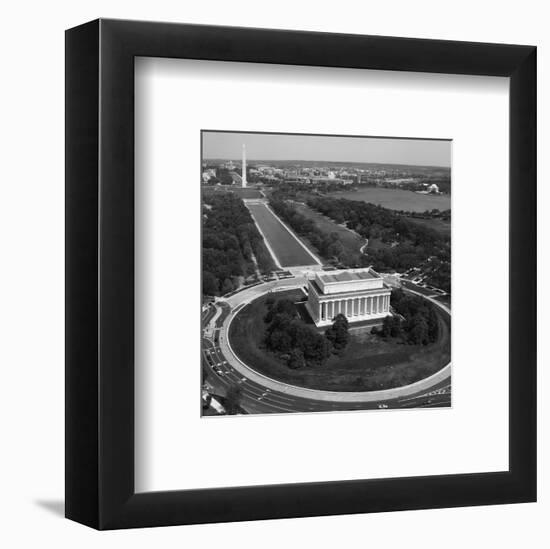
[{"x1": 203, "y1": 278, "x2": 451, "y2": 414}]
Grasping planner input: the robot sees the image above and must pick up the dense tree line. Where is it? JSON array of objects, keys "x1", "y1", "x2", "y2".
[
  {"x1": 423, "y1": 257, "x2": 451, "y2": 292},
  {"x1": 407, "y1": 208, "x2": 451, "y2": 221},
  {"x1": 268, "y1": 180, "x2": 353, "y2": 197},
  {"x1": 325, "y1": 314, "x2": 350, "y2": 352},
  {"x1": 378, "y1": 289, "x2": 439, "y2": 345},
  {"x1": 263, "y1": 298, "x2": 351, "y2": 368},
  {"x1": 263, "y1": 297, "x2": 331, "y2": 368},
  {"x1": 307, "y1": 197, "x2": 451, "y2": 291},
  {"x1": 202, "y1": 193, "x2": 275, "y2": 296},
  {"x1": 397, "y1": 178, "x2": 451, "y2": 195}
]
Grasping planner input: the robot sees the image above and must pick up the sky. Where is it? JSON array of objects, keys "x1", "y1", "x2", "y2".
[{"x1": 202, "y1": 131, "x2": 451, "y2": 167}]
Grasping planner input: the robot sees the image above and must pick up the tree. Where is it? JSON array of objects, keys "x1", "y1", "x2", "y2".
[
  {"x1": 408, "y1": 314, "x2": 429, "y2": 345},
  {"x1": 221, "y1": 278, "x2": 234, "y2": 295},
  {"x1": 299, "y1": 328, "x2": 331, "y2": 366},
  {"x1": 263, "y1": 298, "x2": 330, "y2": 368},
  {"x1": 325, "y1": 313, "x2": 349, "y2": 351},
  {"x1": 382, "y1": 315, "x2": 403, "y2": 339},
  {"x1": 426, "y1": 308, "x2": 439, "y2": 342},
  {"x1": 202, "y1": 271, "x2": 219, "y2": 296},
  {"x1": 288, "y1": 349, "x2": 306, "y2": 369},
  {"x1": 264, "y1": 298, "x2": 296, "y2": 324},
  {"x1": 202, "y1": 192, "x2": 276, "y2": 298},
  {"x1": 381, "y1": 316, "x2": 393, "y2": 338},
  {"x1": 390, "y1": 317, "x2": 403, "y2": 338},
  {"x1": 265, "y1": 328, "x2": 293, "y2": 354}
]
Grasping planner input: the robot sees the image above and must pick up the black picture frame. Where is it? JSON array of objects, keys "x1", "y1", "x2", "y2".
[{"x1": 66, "y1": 18, "x2": 537, "y2": 530}]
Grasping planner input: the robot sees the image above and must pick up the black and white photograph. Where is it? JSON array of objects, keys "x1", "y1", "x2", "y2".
[
  {"x1": 0, "y1": 0, "x2": 540, "y2": 544},
  {"x1": 201, "y1": 131, "x2": 452, "y2": 416}
]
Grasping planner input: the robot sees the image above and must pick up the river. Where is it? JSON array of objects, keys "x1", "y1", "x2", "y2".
[{"x1": 329, "y1": 187, "x2": 451, "y2": 212}]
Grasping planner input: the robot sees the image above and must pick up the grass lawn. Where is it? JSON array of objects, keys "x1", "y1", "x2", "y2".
[
  {"x1": 291, "y1": 201, "x2": 365, "y2": 257},
  {"x1": 291, "y1": 200, "x2": 393, "y2": 261},
  {"x1": 365, "y1": 237, "x2": 390, "y2": 251},
  {"x1": 228, "y1": 290, "x2": 451, "y2": 392}
]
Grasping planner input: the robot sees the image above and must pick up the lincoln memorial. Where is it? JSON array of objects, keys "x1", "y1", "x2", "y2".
[{"x1": 306, "y1": 267, "x2": 392, "y2": 327}]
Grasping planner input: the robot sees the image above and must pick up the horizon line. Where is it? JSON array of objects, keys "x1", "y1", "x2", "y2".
[{"x1": 202, "y1": 157, "x2": 451, "y2": 169}]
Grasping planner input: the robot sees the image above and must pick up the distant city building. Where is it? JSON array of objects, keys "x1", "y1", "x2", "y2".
[
  {"x1": 306, "y1": 267, "x2": 392, "y2": 327},
  {"x1": 309, "y1": 176, "x2": 348, "y2": 185},
  {"x1": 230, "y1": 172, "x2": 242, "y2": 185},
  {"x1": 202, "y1": 168, "x2": 217, "y2": 183},
  {"x1": 386, "y1": 177, "x2": 416, "y2": 185}
]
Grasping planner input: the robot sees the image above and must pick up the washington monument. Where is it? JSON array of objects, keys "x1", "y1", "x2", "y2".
[{"x1": 242, "y1": 144, "x2": 247, "y2": 188}]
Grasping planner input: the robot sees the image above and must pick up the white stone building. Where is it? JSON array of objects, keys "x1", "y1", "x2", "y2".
[{"x1": 306, "y1": 267, "x2": 392, "y2": 327}]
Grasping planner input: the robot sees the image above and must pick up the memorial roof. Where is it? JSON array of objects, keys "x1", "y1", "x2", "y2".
[
  {"x1": 317, "y1": 268, "x2": 378, "y2": 284},
  {"x1": 309, "y1": 279, "x2": 389, "y2": 298}
]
